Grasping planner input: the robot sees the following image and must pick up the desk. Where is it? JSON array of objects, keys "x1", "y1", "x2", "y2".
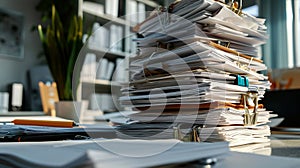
[
  {"x1": 0, "y1": 126, "x2": 299, "y2": 167},
  {"x1": 187, "y1": 134, "x2": 300, "y2": 168},
  {"x1": 161, "y1": 134, "x2": 300, "y2": 168},
  {"x1": 271, "y1": 133, "x2": 300, "y2": 158},
  {"x1": 0, "y1": 112, "x2": 71, "y2": 124},
  {"x1": 0, "y1": 111, "x2": 45, "y2": 116},
  {"x1": 201, "y1": 133, "x2": 300, "y2": 168}
]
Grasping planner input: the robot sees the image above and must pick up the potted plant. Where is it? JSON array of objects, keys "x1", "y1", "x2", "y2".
[
  {"x1": 38, "y1": 5, "x2": 82, "y2": 100},
  {"x1": 38, "y1": 5, "x2": 85, "y2": 121}
]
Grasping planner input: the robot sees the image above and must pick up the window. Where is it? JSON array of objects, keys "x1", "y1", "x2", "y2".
[
  {"x1": 291, "y1": 0, "x2": 300, "y2": 67},
  {"x1": 286, "y1": 0, "x2": 294, "y2": 68},
  {"x1": 243, "y1": 4, "x2": 258, "y2": 17}
]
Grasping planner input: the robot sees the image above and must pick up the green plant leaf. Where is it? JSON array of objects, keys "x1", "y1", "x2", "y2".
[{"x1": 38, "y1": 4, "x2": 83, "y2": 100}]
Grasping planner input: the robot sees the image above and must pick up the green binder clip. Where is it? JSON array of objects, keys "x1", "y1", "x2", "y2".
[{"x1": 230, "y1": 74, "x2": 249, "y2": 87}]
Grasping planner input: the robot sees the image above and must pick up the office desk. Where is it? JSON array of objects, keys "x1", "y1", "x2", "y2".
[
  {"x1": 0, "y1": 111, "x2": 45, "y2": 116},
  {"x1": 0, "y1": 125, "x2": 299, "y2": 168},
  {"x1": 0, "y1": 115, "x2": 70, "y2": 123},
  {"x1": 159, "y1": 133, "x2": 300, "y2": 168},
  {"x1": 271, "y1": 133, "x2": 300, "y2": 158},
  {"x1": 187, "y1": 134, "x2": 300, "y2": 168}
]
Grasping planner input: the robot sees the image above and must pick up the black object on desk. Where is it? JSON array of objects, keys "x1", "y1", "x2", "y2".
[
  {"x1": 0, "y1": 124, "x2": 116, "y2": 142},
  {"x1": 262, "y1": 89, "x2": 300, "y2": 127}
]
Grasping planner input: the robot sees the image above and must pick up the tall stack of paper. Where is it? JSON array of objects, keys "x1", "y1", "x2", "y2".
[{"x1": 119, "y1": 0, "x2": 275, "y2": 153}]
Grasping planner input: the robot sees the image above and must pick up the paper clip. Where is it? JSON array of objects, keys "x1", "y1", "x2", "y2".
[
  {"x1": 242, "y1": 91, "x2": 258, "y2": 126},
  {"x1": 173, "y1": 124, "x2": 201, "y2": 142}
]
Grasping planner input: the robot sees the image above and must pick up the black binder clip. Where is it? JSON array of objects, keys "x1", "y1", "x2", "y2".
[
  {"x1": 173, "y1": 124, "x2": 201, "y2": 142},
  {"x1": 230, "y1": 74, "x2": 249, "y2": 87}
]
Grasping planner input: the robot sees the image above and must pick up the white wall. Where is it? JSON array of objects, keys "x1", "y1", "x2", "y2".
[{"x1": 0, "y1": 0, "x2": 42, "y2": 91}]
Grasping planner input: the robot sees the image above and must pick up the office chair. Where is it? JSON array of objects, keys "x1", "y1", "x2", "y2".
[{"x1": 28, "y1": 65, "x2": 53, "y2": 111}]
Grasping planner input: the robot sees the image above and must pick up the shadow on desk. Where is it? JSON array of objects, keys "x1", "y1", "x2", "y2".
[{"x1": 271, "y1": 133, "x2": 300, "y2": 158}]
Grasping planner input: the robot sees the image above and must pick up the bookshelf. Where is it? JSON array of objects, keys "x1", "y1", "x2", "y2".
[
  {"x1": 82, "y1": 8, "x2": 129, "y2": 26},
  {"x1": 77, "y1": 0, "x2": 161, "y2": 117},
  {"x1": 82, "y1": 46, "x2": 128, "y2": 61},
  {"x1": 80, "y1": 79, "x2": 121, "y2": 98}
]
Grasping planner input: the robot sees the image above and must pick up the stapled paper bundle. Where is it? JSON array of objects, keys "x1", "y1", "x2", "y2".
[{"x1": 119, "y1": 0, "x2": 275, "y2": 154}]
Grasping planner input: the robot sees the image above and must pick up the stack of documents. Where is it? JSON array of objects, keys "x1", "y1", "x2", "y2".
[{"x1": 119, "y1": 0, "x2": 275, "y2": 152}]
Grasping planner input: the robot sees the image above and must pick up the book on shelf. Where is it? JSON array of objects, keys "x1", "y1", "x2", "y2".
[
  {"x1": 88, "y1": 22, "x2": 110, "y2": 50},
  {"x1": 96, "y1": 58, "x2": 109, "y2": 80},
  {"x1": 128, "y1": 0, "x2": 147, "y2": 24},
  {"x1": 138, "y1": 1, "x2": 146, "y2": 23},
  {"x1": 89, "y1": 93, "x2": 117, "y2": 113},
  {"x1": 81, "y1": 53, "x2": 97, "y2": 81},
  {"x1": 82, "y1": 1, "x2": 104, "y2": 16},
  {"x1": 112, "y1": 58, "x2": 126, "y2": 82},
  {"x1": 96, "y1": 58, "x2": 115, "y2": 81},
  {"x1": 89, "y1": 93, "x2": 100, "y2": 111},
  {"x1": 128, "y1": 0, "x2": 138, "y2": 23},
  {"x1": 106, "y1": 61, "x2": 115, "y2": 80},
  {"x1": 105, "y1": 0, "x2": 119, "y2": 17},
  {"x1": 109, "y1": 24, "x2": 124, "y2": 52}
]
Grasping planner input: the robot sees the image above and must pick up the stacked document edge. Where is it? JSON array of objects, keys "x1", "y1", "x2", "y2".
[{"x1": 119, "y1": 0, "x2": 275, "y2": 154}]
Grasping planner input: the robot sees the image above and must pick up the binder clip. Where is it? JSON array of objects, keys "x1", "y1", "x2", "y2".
[
  {"x1": 242, "y1": 91, "x2": 258, "y2": 126},
  {"x1": 173, "y1": 124, "x2": 201, "y2": 142},
  {"x1": 168, "y1": 0, "x2": 181, "y2": 13},
  {"x1": 230, "y1": 74, "x2": 249, "y2": 87},
  {"x1": 217, "y1": 40, "x2": 231, "y2": 48},
  {"x1": 229, "y1": 0, "x2": 243, "y2": 16}
]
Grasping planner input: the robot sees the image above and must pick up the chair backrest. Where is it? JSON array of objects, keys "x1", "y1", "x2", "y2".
[
  {"x1": 28, "y1": 65, "x2": 53, "y2": 111},
  {"x1": 38, "y1": 82, "x2": 59, "y2": 116}
]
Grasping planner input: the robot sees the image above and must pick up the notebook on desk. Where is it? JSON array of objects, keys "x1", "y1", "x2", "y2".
[{"x1": 262, "y1": 89, "x2": 300, "y2": 128}]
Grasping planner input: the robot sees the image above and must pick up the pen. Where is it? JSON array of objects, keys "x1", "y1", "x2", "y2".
[{"x1": 12, "y1": 119, "x2": 76, "y2": 128}]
